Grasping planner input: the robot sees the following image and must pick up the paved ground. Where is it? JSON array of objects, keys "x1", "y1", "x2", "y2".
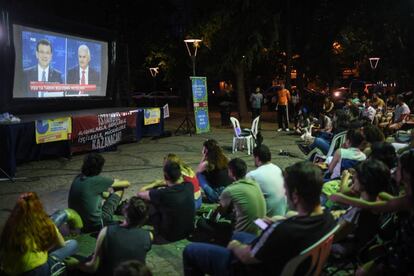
[{"x1": 0, "y1": 108, "x2": 306, "y2": 275}]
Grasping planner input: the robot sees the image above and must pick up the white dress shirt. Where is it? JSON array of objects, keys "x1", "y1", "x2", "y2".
[{"x1": 37, "y1": 65, "x2": 49, "y2": 81}]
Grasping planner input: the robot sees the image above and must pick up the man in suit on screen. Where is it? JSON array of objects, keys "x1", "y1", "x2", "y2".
[
  {"x1": 66, "y1": 44, "x2": 100, "y2": 96},
  {"x1": 24, "y1": 39, "x2": 63, "y2": 97}
]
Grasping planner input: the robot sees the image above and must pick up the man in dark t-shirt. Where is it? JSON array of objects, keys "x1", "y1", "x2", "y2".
[
  {"x1": 183, "y1": 161, "x2": 336, "y2": 275},
  {"x1": 137, "y1": 161, "x2": 195, "y2": 242}
]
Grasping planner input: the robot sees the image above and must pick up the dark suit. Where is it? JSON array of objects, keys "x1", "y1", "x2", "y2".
[
  {"x1": 24, "y1": 65, "x2": 63, "y2": 97},
  {"x1": 66, "y1": 66, "x2": 100, "y2": 96}
]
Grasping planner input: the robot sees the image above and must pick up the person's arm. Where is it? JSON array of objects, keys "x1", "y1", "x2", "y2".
[
  {"x1": 328, "y1": 150, "x2": 341, "y2": 174},
  {"x1": 111, "y1": 179, "x2": 131, "y2": 190},
  {"x1": 137, "y1": 191, "x2": 151, "y2": 201},
  {"x1": 333, "y1": 220, "x2": 355, "y2": 243},
  {"x1": 339, "y1": 170, "x2": 352, "y2": 194},
  {"x1": 218, "y1": 191, "x2": 232, "y2": 215},
  {"x1": 139, "y1": 179, "x2": 166, "y2": 192},
  {"x1": 196, "y1": 160, "x2": 208, "y2": 173},
  {"x1": 330, "y1": 193, "x2": 411, "y2": 213},
  {"x1": 326, "y1": 102, "x2": 334, "y2": 113},
  {"x1": 227, "y1": 240, "x2": 260, "y2": 264},
  {"x1": 78, "y1": 227, "x2": 107, "y2": 273},
  {"x1": 378, "y1": 192, "x2": 396, "y2": 201}
]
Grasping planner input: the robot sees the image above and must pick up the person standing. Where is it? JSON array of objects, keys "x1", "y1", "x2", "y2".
[
  {"x1": 276, "y1": 84, "x2": 291, "y2": 131},
  {"x1": 250, "y1": 87, "x2": 263, "y2": 120}
]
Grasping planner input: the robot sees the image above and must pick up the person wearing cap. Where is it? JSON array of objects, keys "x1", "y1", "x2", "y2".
[{"x1": 250, "y1": 87, "x2": 264, "y2": 120}]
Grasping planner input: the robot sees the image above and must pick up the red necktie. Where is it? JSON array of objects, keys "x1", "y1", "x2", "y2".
[{"x1": 81, "y1": 70, "x2": 86, "y2": 84}]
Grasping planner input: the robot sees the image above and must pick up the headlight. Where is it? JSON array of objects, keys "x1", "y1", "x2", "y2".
[{"x1": 334, "y1": 91, "x2": 340, "y2": 97}]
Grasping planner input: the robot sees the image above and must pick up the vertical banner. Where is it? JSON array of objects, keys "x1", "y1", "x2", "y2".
[{"x1": 191, "y1": 76, "x2": 210, "y2": 134}]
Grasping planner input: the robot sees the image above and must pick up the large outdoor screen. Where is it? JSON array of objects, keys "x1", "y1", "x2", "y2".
[{"x1": 12, "y1": 24, "x2": 108, "y2": 98}]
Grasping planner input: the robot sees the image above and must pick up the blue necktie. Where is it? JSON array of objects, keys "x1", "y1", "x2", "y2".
[{"x1": 42, "y1": 70, "x2": 46, "y2": 82}]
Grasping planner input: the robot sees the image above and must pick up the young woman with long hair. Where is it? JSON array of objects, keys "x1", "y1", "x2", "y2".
[
  {"x1": 0, "y1": 192, "x2": 77, "y2": 275},
  {"x1": 196, "y1": 139, "x2": 232, "y2": 203}
]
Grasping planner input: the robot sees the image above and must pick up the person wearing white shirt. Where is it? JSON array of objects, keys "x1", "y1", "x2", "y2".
[{"x1": 246, "y1": 144, "x2": 287, "y2": 216}]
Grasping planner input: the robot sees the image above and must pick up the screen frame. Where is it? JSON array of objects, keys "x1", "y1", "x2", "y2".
[{"x1": 0, "y1": 6, "x2": 118, "y2": 114}]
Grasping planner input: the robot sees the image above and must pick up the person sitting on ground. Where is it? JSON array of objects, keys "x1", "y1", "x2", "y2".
[
  {"x1": 137, "y1": 161, "x2": 195, "y2": 242},
  {"x1": 77, "y1": 197, "x2": 152, "y2": 276},
  {"x1": 114, "y1": 260, "x2": 152, "y2": 276},
  {"x1": 331, "y1": 159, "x2": 390, "y2": 257},
  {"x1": 246, "y1": 145, "x2": 287, "y2": 216},
  {"x1": 0, "y1": 192, "x2": 78, "y2": 275},
  {"x1": 140, "y1": 153, "x2": 202, "y2": 210},
  {"x1": 330, "y1": 151, "x2": 414, "y2": 275},
  {"x1": 197, "y1": 139, "x2": 232, "y2": 203},
  {"x1": 183, "y1": 161, "x2": 336, "y2": 276},
  {"x1": 217, "y1": 158, "x2": 266, "y2": 236},
  {"x1": 68, "y1": 153, "x2": 130, "y2": 232},
  {"x1": 327, "y1": 129, "x2": 366, "y2": 179}
]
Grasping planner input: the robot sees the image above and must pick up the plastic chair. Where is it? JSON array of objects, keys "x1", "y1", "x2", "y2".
[
  {"x1": 230, "y1": 117, "x2": 253, "y2": 155},
  {"x1": 280, "y1": 224, "x2": 340, "y2": 276},
  {"x1": 309, "y1": 131, "x2": 347, "y2": 163},
  {"x1": 243, "y1": 116, "x2": 260, "y2": 148}
]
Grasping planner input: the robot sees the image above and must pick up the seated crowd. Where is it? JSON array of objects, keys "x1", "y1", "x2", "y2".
[{"x1": 1, "y1": 90, "x2": 414, "y2": 275}]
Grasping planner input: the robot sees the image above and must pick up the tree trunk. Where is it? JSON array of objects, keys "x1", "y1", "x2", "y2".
[{"x1": 234, "y1": 63, "x2": 249, "y2": 122}]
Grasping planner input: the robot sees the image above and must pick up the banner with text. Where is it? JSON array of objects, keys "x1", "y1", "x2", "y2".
[
  {"x1": 71, "y1": 110, "x2": 137, "y2": 153},
  {"x1": 35, "y1": 117, "x2": 72, "y2": 144},
  {"x1": 191, "y1": 76, "x2": 210, "y2": 134},
  {"x1": 144, "y1": 108, "x2": 161, "y2": 125}
]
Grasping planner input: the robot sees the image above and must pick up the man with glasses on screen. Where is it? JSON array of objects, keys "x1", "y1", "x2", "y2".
[
  {"x1": 24, "y1": 39, "x2": 62, "y2": 97},
  {"x1": 66, "y1": 44, "x2": 100, "y2": 96}
]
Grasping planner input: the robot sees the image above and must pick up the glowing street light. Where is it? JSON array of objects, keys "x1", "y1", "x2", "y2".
[{"x1": 184, "y1": 38, "x2": 202, "y2": 76}]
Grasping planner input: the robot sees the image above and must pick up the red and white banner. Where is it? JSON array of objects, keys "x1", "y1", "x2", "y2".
[{"x1": 71, "y1": 110, "x2": 137, "y2": 153}]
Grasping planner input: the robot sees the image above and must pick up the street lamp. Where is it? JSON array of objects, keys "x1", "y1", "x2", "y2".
[
  {"x1": 369, "y1": 57, "x2": 380, "y2": 89},
  {"x1": 184, "y1": 38, "x2": 202, "y2": 76}
]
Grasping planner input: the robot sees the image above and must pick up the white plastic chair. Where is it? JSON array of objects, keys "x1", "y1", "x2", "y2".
[
  {"x1": 280, "y1": 224, "x2": 340, "y2": 276},
  {"x1": 308, "y1": 131, "x2": 347, "y2": 163},
  {"x1": 230, "y1": 116, "x2": 253, "y2": 155},
  {"x1": 243, "y1": 116, "x2": 260, "y2": 148}
]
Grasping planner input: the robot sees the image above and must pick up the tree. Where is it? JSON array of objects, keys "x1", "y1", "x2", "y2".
[{"x1": 188, "y1": 0, "x2": 282, "y2": 122}]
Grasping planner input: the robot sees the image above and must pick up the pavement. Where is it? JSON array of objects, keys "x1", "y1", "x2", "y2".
[{"x1": 0, "y1": 107, "x2": 306, "y2": 275}]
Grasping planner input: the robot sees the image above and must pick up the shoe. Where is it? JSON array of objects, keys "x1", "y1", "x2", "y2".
[
  {"x1": 285, "y1": 128, "x2": 290, "y2": 132},
  {"x1": 277, "y1": 128, "x2": 283, "y2": 132},
  {"x1": 298, "y1": 144, "x2": 311, "y2": 155}
]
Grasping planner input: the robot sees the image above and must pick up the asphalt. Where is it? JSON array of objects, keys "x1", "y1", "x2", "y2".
[{"x1": 0, "y1": 107, "x2": 306, "y2": 275}]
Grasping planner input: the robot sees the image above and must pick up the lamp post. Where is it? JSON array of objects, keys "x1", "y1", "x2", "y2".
[
  {"x1": 175, "y1": 38, "x2": 202, "y2": 136},
  {"x1": 184, "y1": 38, "x2": 202, "y2": 76}
]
